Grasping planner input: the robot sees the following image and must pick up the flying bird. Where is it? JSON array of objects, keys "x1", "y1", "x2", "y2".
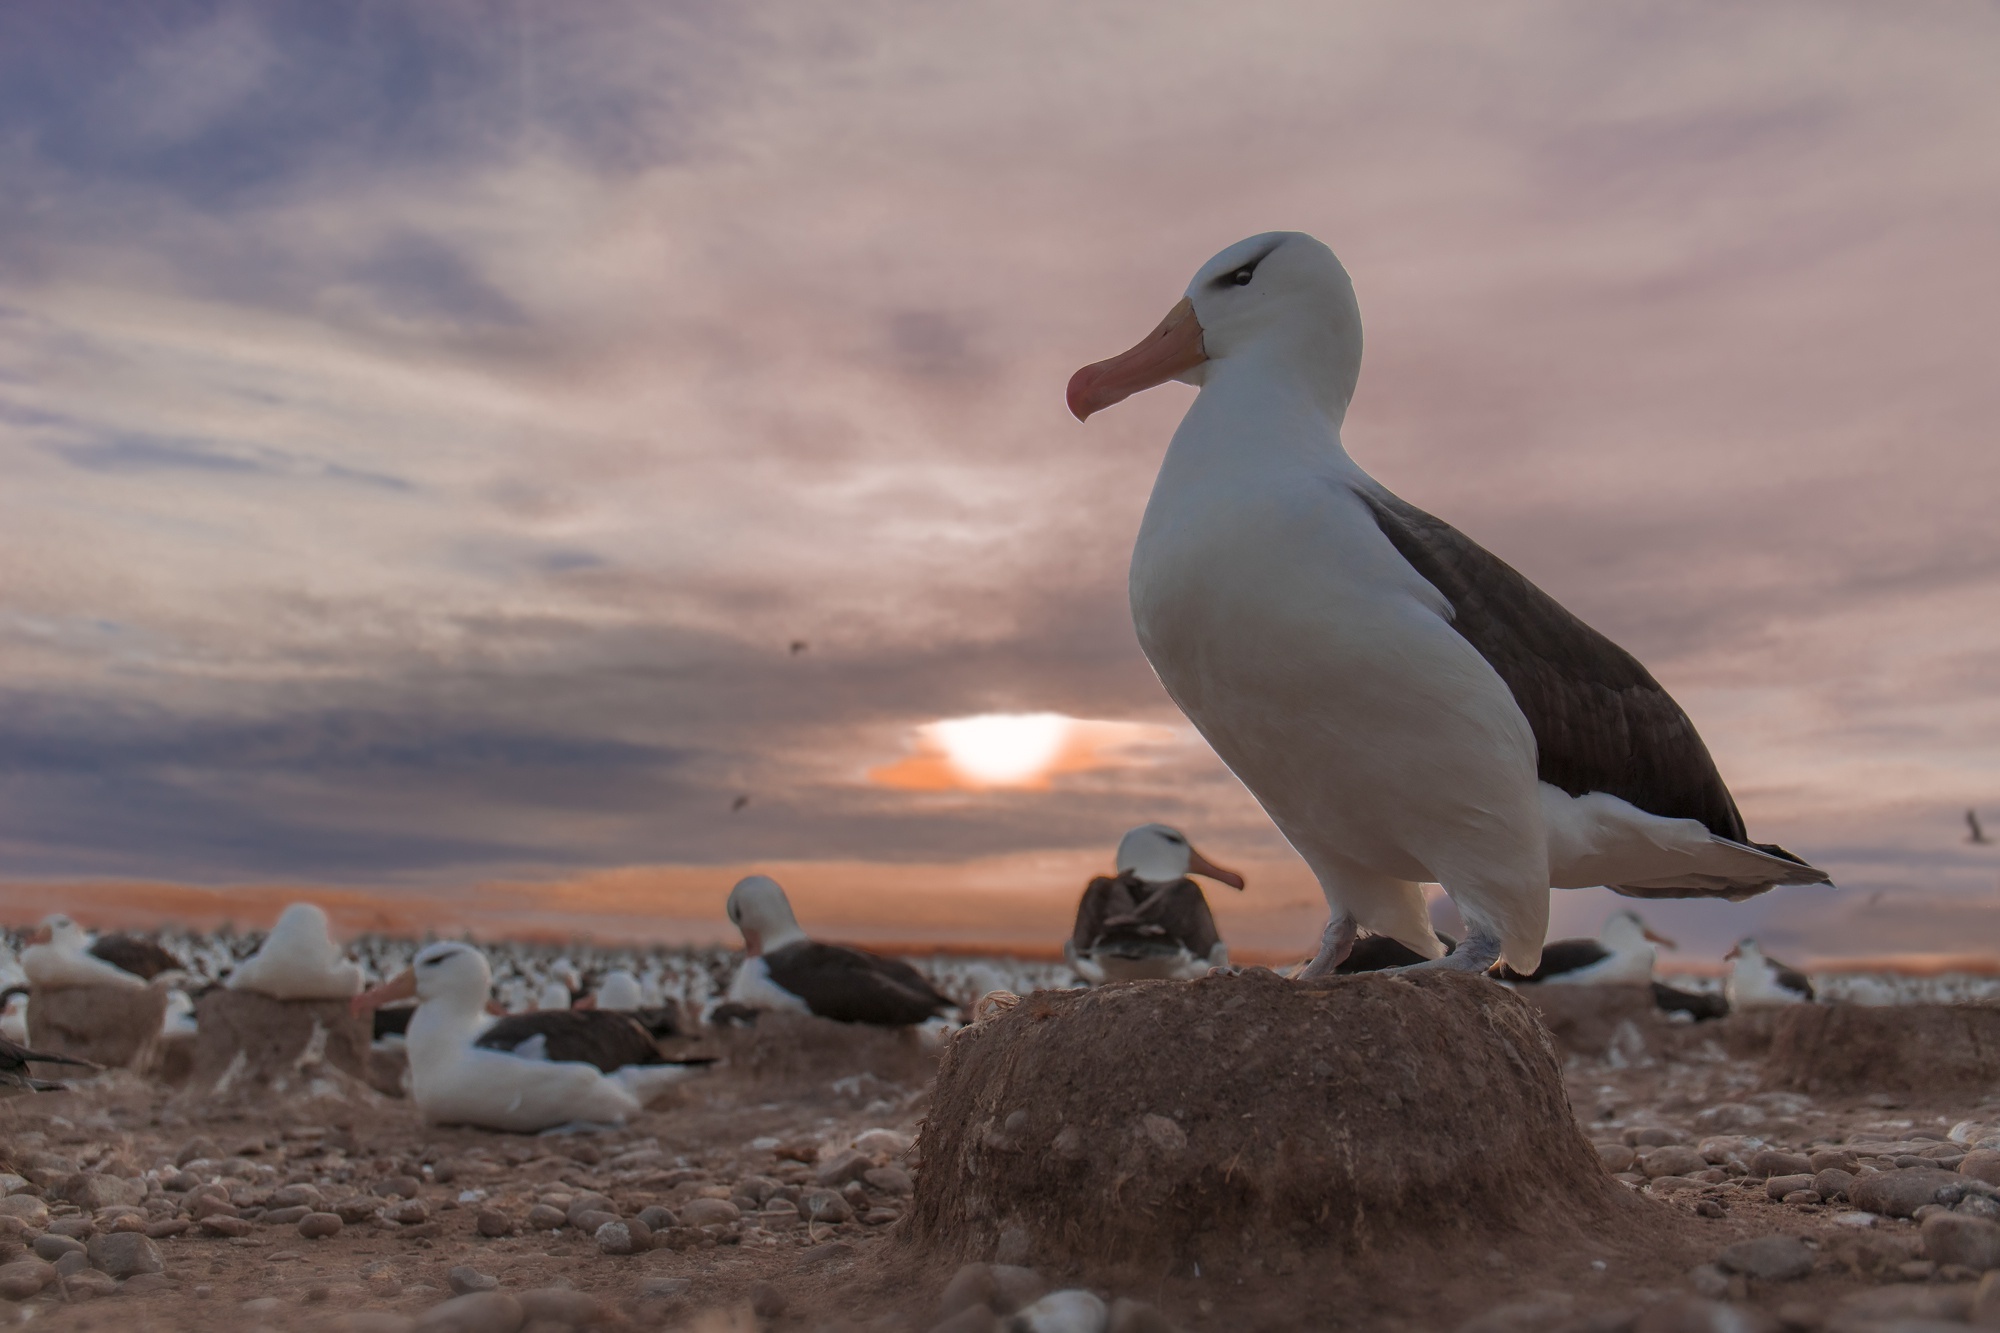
[
  {"x1": 731, "y1": 794, "x2": 752, "y2": 813},
  {"x1": 722, "y1": 875, "x2": 957, "y2": 1025},
  {"x1": 790, "y1": 639, "x2": 809, "y2": 655},
  {"x1": 1065, "y1": 823, "x2": 1246, "y2": 983},
  {"x1": 1068, "y1": 231, "x2": 1829, "y2": 977},
  {"x1": 0, "y1": 1036, "x2": 97, "y2": 1097},
  {"x1": 1970, "y1": 809, "x2": 1991, "y2": 845}
]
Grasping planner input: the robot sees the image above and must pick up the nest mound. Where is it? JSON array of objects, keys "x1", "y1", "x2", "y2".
[
  {"x1": 1512, "y1": 983, "x2": 1668, "y2": 1060},
  {"x1": 905, "y1": 969, "x2": 1632, "y2": 1280},
  {"x1": 27, "y1": 985, "x2": 168, "y2": 1069},
  {"x1": 704, "y1": 1010, "x2": 940, "y2": 1104},
  {"x1": 186, "y1": 989, "x2": 374, "y2": 1098},
  {"x1": 1764, "y1": 1003, "x2": 2000, "y2": 1097}
]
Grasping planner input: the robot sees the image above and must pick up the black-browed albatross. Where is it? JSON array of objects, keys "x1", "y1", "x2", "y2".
[
  {"x1": 722, "y1": 875, "x2": 957, "y2": 1026},
  {"x1": 1065, "y1": 823, "x2": 1246, "y2": 983},
  {"x1": 1068, "y1": 231, "x2": 1829, "y2": 977}
]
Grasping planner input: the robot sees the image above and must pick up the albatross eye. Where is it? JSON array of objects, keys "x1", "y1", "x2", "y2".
[{"x1": 1225, "y1": 265, "x2": 1255, "y2": 287}]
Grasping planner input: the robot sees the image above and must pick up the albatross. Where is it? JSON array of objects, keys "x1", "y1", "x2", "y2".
[
  {"x1": 1065, "y1": 823, "x2": 1245, "y2": 983},
  {"x1": 722, "y1": 875, "x2": 957, "y2": 1026},
  {"x1": 1068, "y1": 231, "x2": 1830, "y2": 976}
]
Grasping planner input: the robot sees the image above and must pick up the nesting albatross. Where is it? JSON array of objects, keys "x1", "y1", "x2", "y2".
[
  {"x1": 1066, "y1": 823, "x2": 1245, "y2": 983},
  {"x1": 1069, "y1": 231, "x2": 1829, "y2": 976},
  {"x1": 722, "y1": 875, "x2": 956, "y2": 1025}
]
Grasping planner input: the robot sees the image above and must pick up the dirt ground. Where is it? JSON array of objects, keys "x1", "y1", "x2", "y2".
[{"x1": 3, "y1": 986, "x2": 2000, "y2": 1333}]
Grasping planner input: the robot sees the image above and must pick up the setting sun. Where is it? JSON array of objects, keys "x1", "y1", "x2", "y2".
[{"x1": 930, "y1": 713, "x2": 1072, "y2": 785}]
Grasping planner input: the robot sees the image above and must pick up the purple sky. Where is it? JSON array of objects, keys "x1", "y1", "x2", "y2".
[{"x1": 1, "y1": 2, "x2": 1996, "y2": 961}]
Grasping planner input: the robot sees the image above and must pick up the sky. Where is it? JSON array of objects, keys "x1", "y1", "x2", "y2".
[{"x1": 1, "y1": 1, "x2": 1997, "y2": 964}]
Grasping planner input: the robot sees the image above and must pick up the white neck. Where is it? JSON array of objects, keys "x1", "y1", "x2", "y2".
[{"x1": 406, "y1": 992, "x2": 485, "y2": 1066}]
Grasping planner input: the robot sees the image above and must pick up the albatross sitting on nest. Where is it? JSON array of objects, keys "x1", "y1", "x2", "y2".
[
  {"x1": 21, "y1": 915, "x2": 178, "y2": 990},
  {"x1": 1065, "y1": 823, "x2": 1245, "y2": 983},
  {"x1": 1067, "y1": 231, "x2": 1830, "y2": 978},
  {"x1": 721, "y1": 875, "x2": 957, "y2": 1026}
]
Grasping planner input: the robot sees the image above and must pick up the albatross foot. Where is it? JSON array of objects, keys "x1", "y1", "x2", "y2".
[
  {"x1": 1295, "y1": 916, "x2": 1357, "y2": 981},
  {"x1": 1392, "y1": 931, "x2": 1502, "y2": 975}
]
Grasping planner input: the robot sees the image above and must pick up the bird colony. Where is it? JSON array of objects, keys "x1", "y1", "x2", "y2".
[{"x1": 2, "y1": 233, "x2": 1997, "y2": 1332}]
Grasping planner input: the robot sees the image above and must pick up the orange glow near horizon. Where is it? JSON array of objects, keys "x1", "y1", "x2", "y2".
[{"x1": 869, "y1": 713, "x2": 1183, "y2": 791}]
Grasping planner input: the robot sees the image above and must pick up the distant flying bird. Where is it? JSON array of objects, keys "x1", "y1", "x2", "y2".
[
  {"x1": 1067, "y1": 230, "x2": 1829, "y2": 978},
  {"x1": 731, "y1": 794, "x2": 752, "y2": 813},
  {"x1": 789, "y1": 639, "x2": 809, "y2": 655},
  {"x1": 1970, "y1": 809, "x2": 1991, "y2": 845}
]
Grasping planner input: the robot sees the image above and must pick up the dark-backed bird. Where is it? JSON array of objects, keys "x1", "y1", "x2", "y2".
[
  {"x1": 1333, "y1": 931, "x2": 1459, "y2": 973},
  {"x1": 1724, "y1": 939, "x2": 1814, "y2": 1006},
  {"x1": 1971, "y1": 810, "x2": 1991, "y2": 845},
  {"x1": 722, "y1": 875, "x2": 956, "y2": 1025},
  {"x1": 1065, "y1": 824, "x2": 1245, "y2": 983},
  {"x1": 21, "y1": 915, "x2": 166, "y2": 990},
  {"x1": 1067, "y1": 231, "x2": 1829, "y2": 978},
  {"x1": 1650, "y1": 981, "x2": 1730, "y2": 1022},
  {"x1": 1496, "y1": 909, "x2": 1675, "y2": 985},
  {"x1": 0, "y1": 1035, "x2": 96, "y2": 1097}
]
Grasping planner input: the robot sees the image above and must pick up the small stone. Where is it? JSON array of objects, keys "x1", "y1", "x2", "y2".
[
  {"x1": 750, "y1": 1281, "x2": 787, "y2": 1318},
  {"x1": 1107, "y1": 1297, "x2": 1180, "y2": 1333},
  {"x1": 262, "y1": 1205, "x2": 313, "y2": 1226},
  {"x1": 384, "y1": 1198, "x2": 430, "y2": 1225},
  {"x1": 1812, "y1": 1168, "x2": 1856, "y2": 1201},
  {"x1": 175, "y1": 1137, "x2": 221, "y2": 1167},
  {"x1": 55, "y1": 1248, "x2": 91, "y2": 1277},
  {"x1": 864, "y1": 1166, "x2": 914, "y2": 1196},
  {"x1": 636, "y1": 1205, "x2": 679, "y2": 1231},
  {"x1": 144, "y1": 1219, "x2": 189, "y2": 1239},
  {"x1": 47, "y1": 1215, "x2": 94, "y2": 1239},
  {"x1": 198, "y1": 1215, "x2": 252, "y2": 1237},
  {"x1": 678, "y1": 1198, "x2": 741, "y2": 1227},
  {"x1": 121, "y1": 1272, "x2": 174, "y2": 1295},
  {"x1": 298, "y1": 1211, "x2": 343, "y2": 1239},
  {"x1": 564, "y1": 1193, "x2": 615, "y2": 1228},
  {"x1": 1006, "y1": 1290, "x2": 1107, "y2": 1333},
  {"x1": 412, "y1": 1290, "x2": 525, "y2": 1333},
  {"x1": 1961, "y1": 1150, "x2": 2000, "y2": 1186},
  {"x1": 0, "y1": 1196, "x2": 49, "y2": 1227},
  {"x1": 594, "y1": 1220, "x2": 649, "y2": 1255},
  {"x1": 271, "y1": 1183, "x2": 323, "y2": 1210},
  {"x1": 864, "y1": 1207, "x2": 901, "y2": 1225},
  {"x1": 801, "y1": 1189, "x2": 853, "y2": 1224},
  {"x1": 814, "y1": 1150, "x2": 874, "y2": 1187},
  {"x1": 1975, "y1": 1271, "x2": 2000, "y2": 1323},
  {"x1": 1595, "y1": 1143, "x2": 1638, "y2": 1173},
  {"x1": 516, "y1": 1287, "x2": 609, "y2": 1325},
  {"x1": 1747, "y1": 1150, "x2": 1814, "y2": 1179},
  {"x1": 1694, "y1": 1199, "x2": 1726, "y2": 1219},
  {"x1": 33, "y1": 1233, "x2": 85, "y2": 1261},
  {"x1": 0, "y1": 1256, "x2": 54, "y2": 1299},
  {"x1": 448, "y1": 1265, "x2": 499, "y2": 1295},
  {"x1": 1642, "y1": 1146, "x2": 1708, "y2": 1179},
  {"x1": 1685, "y1": 1264, "x2": 1731, "y2": 1300},
  {"x1": 1922, "y1": 1211, "x2": 2000, "y2": 1271},
  {"x1": 64, "y1": 1268, "x2": 119, "y2": 1298},
  {"x1": 524, "y1": 1203, "x2": 566, "y2": 1230},
  {"x1": 570, "y1": 1209, "x2": 618, "y2": 1234},
  {"x1": 1809, "y1": 1149, "x2": 1858, "y2": 1173},
  {"x1": 85, "y1": 1231, "x2": 163, "y2": 1278},
  {"x1": 941, "y1": 1264, "x2": 999, "y2": 1318},
  {"x1": 335, "y1": 1195, "x2": 383, "y2": 1223},
  {"x1": 1898, "y1": 1258, "x2": 1938, "y2": 1281},
  {"x1": 377, "y1": 1176, "x2": 425, "y2": 1199},
  {"x1": 1764, "y1": 1174, "x2": 1815, "y2": 1201},
  {"x1": 1851, "y1": 1168, "x2": 1966, "y2": 1218},
  {"x1": 1959, "y1": 1194, "x2": 2000, "y2": 1222},
  {"x1": 1780, "y1": 1191, "x2": 1819, "y2": 1206},
  {"x1": 62, "y1": 1173, "x2": 147, "y2": 1211},
  {"x1": 1626, "y1": 1126, "x2": 1688, "y2": 1148},
  {"x1": 1718, "y1": 1235, "x2": 1815, "y2": 1281}
]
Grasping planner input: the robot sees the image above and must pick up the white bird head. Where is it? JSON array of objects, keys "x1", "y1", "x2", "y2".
[
  {"x1": 30, "y1": 914, "x2": 86, "y2": 949},
  {"x1": 1114, "y1": 824, "x2": 1246, "y2": 890},
  {"x1": 350, "y1": 941, "x2": 491, "y2": 1020},
  {"x1": 1068, "y1": 231, "x2": 1362, "y2": 423},
  {"x1": 1724, "y1": 938, "x2": 1762, "y2": 964},
  {"x1": 1600, "y1": 909, "x2": 1676, "y2": 953},
  {"x1": 266, "y1": 903, "x2": 336, "y2": 955},
  {"x1": 726, "y1": 875, "x2": 808, "y2": 956}
]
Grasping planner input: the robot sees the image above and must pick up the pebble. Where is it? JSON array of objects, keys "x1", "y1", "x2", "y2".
[
  {"x1": 377, "y1": 1175, "x2": 425, "y2": 1199},
  {"x1": 1812, "y1": 1168, "x2": 1856, "y2": 1201},
  {"x1": 801, "y1": 1189, "x2": 854, "y2": 1224},
  {"x1": 271, "y1": 1183, "x2": 324, "y2": 1209},
  {"x1": 524, "y1": 1203, "x2": 567, "y2": 1230},
  {"x1": 1641, "y1": 1146, "x2": 1707, "y2": 1179},
  {"x1": 1963, "y1": 1150, "x2": 2000, "y2": 1186},
  {"x1": 32, "y1": 1233, "x2": 85, "y2": 1261},
  {"x1": 384, "y1": 1198, "x2": 430, "y2": 1225},
  {"x1": 1626, "y1": 1126, "x2": 1688, "y2": 1148},
  {"x1": 47, "y1": 1216, "x2": 94, "y2": 1239},
  {"x1": 1851, "y1": 1168, "x2": 1965, "y2": 1218},
  {"x1": 636, "y1": 1205, "x2": 679, "y2": 1231},
  {"x1": 62, "y1": 1268, "x2": 117, "y2": 1298},
  {"x1": 1763, "y1": 1174, "x2": 1814, "y2": 1201},
  {"x1": 262, "y1": 1204, "x2": 313, "y2": 1226},
  {"x1": 564, "y1": 1193, "x2": 616, "y2": 1227},
  {"x1": 1595, "y1": 1143, "x2": 1638, "y2": 1173},
  {"x1": 85, "y1": 1231, "x2": 163, "y2": 1278},
  {"x1": 121, "y1": 1272, "x2": 174, "y2": 1296},
  {"x1": 0, "y1": 1197, "x2": 49, "y2": 1227},
  {"x1": 750, "y1": 1280, "x2": 787, "y2": 1317},
  {"x1": 815, "y1": 1150, "x2": 875, "y2": 1188},
  {"x1": 448, "y1": 1265, "x2": 499, "y2": 1294},
  {"x1": 198, "y1": 1215, "x2": 253, "y2": 1237},
  {"x1": 1959, "y1": 1194, "x2": 2000, "y2": 1222},
  {"x1": 299, "y1": 1211, "x2": 344, "y2": 1239},
  {"x1": 1746, "y1": 1150, "x2": 1813, "y2": 1179},
  {"x1": 335, "y1": 1196, "x2": 384, "y2": 1223},
  {"x1": 865, "y1": 1166, "x2": 915, "y2": 1196},
  {"x1": 63, "y1": 1173, "x2": 146, "y2": 1211},
  {"x1": 54, "y1": 1249, "x2": 91, "y2": 1277},
  {"x1": 595, "y1": 1218, "x2": 651, "y2": 1255},
  {"x1": 1922, "y1": 1211, "x2": 2000, "y2": 1271},
  {"x1": 0, "y1": 1257, "x2": 55, "y2": 1300},
  {"x1": 1005, "y1": 1289, "x2": 1108, "y2": 1333},
  {"x1": 678, "y1": 1198, "x2": 741, "y2": 1227},
  {"x1": 412, "y1": 1291, "x2": 524, "y2": 1333},
  {"x1": 475, "y1": 1209, "x2": 514, "y2": 1237},
  {"x1": 1717, "y1": 1235, "x2": 1815, "y2": 1281}
]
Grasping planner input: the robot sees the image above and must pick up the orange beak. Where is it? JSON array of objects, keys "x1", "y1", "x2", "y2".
[
  {"x1": 573, "y1": 994, "x2": 598, "y2": 1010},
  {"x1": 1644, "y1": 926, "x2": 1678, "y2": 949},
  {"x1": 350, "y1": 968, "x2": 416, "y2": 1018},
  {"x1": 741, "y1": 927, "x2": 763, "y2": 958},
  {"x1": 1186, "y1": 846, "x2": 1246, "y2": 891},
  {"x1": 1067, "y1": 297, "x2": 1207, "y2": 421},
  {"x1": 27, "y1": 926, "x2": 51, "y2": 945}
]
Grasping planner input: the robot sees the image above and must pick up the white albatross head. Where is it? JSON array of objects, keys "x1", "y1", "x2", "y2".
[
  {"x1": 726, "y1": 875, "x2": 809, "y2": 957},
  {"x1": 350, "y1": 941, "x2": 492, "y2": 1023},
  {"x1": 30, "y1": 914, "x2": 87, "y2": 950},
  {"x1": 1067, "y1": 231, "x2": 1362, "y2": 424},
  {"x1": 1599, "y1": 909, "x2": 1676, "y2": 954},
  {"x1": 1114, "y1": 824, "x2": 1246, "y2": 890}
]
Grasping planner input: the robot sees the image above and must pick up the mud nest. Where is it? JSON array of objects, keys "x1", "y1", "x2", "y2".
[
  {"x1": 27, "y1": 985, "x2": 168, "y2": 1069},
  {"x1": 705, "y1": 1010, "x2": 939, "y2": 1104},
  {"x1": 1764, "y1": 1003, "x2": 2000, "y2": 1097},
  {"x1": 186, "y1": 989, "x2": 374, "y2": 1098},
  {"x1": 905, "y1": 969, "x2": 1631, "y2": 1279}
]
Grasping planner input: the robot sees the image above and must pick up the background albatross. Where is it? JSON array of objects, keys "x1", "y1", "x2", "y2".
[{"x1": 1069, "y1": 231, "x2": 1829, "y2": 977}]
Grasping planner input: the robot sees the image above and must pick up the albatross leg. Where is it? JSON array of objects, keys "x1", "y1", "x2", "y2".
[
  {"x1": 1296, "y1": 915, "x2": 1357, "y2": 980},
  {"x1": 1395, "y1": 931, "x2": 1501, "y2": 974}
]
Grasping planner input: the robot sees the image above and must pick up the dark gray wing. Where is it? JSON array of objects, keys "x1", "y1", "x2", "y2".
[
  {"x1": 1496, "y1": 937, "x2": 1610, "y2": 983},
  {"x1": 89, "y1": 935, "x2": 183, "y2": 979},
  {"x1": 1651, "y1": 981, "x2": 1729, "y2": 1021},
  {"x1": 1074, "y1": 875, "x2": 1222, "y2": 959},
  {"x1": 476, "y1": 1011, "x2": 662, "y2": 1072},
  {"x1": 1336, "y1": 932, "x2": 1456, "y2": 973},
  {"x1": 763, "y1": 943, "x2": 954, "y2": 1026},
  {"x1": 1358, "y1": 486, "x2": 1809, "y2": 871}
]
